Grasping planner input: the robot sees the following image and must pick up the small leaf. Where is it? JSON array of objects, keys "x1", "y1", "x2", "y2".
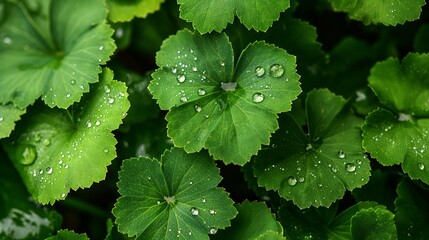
[
  {"x1": 112, "y1": 147, "x2": 237, "y2": 240},
  {"x1": 107, "y1": 0, "x2": 165, "y2": 22},
  {"x1": 329, "y1": 0, "x2": 426, "y2": 26},
  {"x1": 363, "y1": 53, "x2": 429, "y2": 184},
  {"x1": 3, "y1": 68, "x2": 130, "y2": 204},
  {"x1": 0, "y1": 103, "x2": 25, "y2": 139},
  {"x1": 395, "y1": 179, "x2": 429, "y2": 239},
  {"x1": 254, "y1": 89, "x2": 370, "y2": 208},
  {"x1": 45, "y1": 230, "x2": 89, "y2": 240},
  {"x1": 213, "y1": 200, "x2": 284, "y2": 240},
  {"x1": 351, "y1": 207, "x2": 397, "y2": 240},
  {"x1": 177, "y1": 0, "x2": 290, "y2": 33},
  {"x1": 0, "y1": 0, "x2": 115, "y2": 109},
  {"x1": 149, "y1": 29, "x2": 301, "y2": 164},
  {"x1": 0, "y1": 156, "x2": 62, "y2": 239}
]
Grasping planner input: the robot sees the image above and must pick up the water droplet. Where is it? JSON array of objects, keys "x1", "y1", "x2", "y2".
[
  {"x1": 180, "y1": 97, "x2": 188, "y2": 102},
  {"x1": 209, "y1": 228, "x2": 217, "y2": 235},
  {"x1": 298, "y1": 176, "x2": 305, "y2": 183},
  {"x1": 345, "y1": 163, "x2": 356, "y2": 173},
  {"x1": 39, "y1": 169, "x2": 44, "y2": 174},
  {"x1": 331, "y1": 166, "x2": 338, "y2": 173},
  {"x1": 197, "y1": 88, "x2": 206, "y2": 96},
  {"x1": 86, "y1": 121, "x2": 92, "y2": 128},
  {"x1": 193, "y1": 105, "x2": 202, "y2": 113},
  {"x1": 220, "y1": 62, "x2": 225, "y2": 67},
  {"x1": 189, "y1": 181, "x2": 193, "y2": 185},
  {"x1": 98, "y1": 59, "x2": 102, "y2": 62},
  {"x1": 0, "y1": 116, "x2": 3, "y2": 122},
  {"x1": 70, "y1": 80, "x2": 76, "y2": 85},
  {"x1": 398, "y1": 113, "x2": 412, "y2": 121},
  {"x1": 61, "y1": 193, "x2": 66, "y2": 198},
  {"x1": 3, "y1": 36, "x2": 12, "y2": 45},
  {"x1": 104, "y1": 85, "x2": 111, "y2": 93},
  {"x1": 338, "y1": 150, "x2": 346, "y2": 159},
  {"x1": 19, "y1": 145, "x2": 37, "y2": 165},
  {"x1": 95, "y1": 120, "x2": 101, "y2": 126},
  {"x1": 156, "y1": 201, "x2": 161, "y2": 204},
  {"x1": 202, "y1": 198, "x2": 206, "y2": 203},
  {"x1": 103, "y1": 148, "x2": 109, "y2": 154},
  {"x1": 190, "y1": 208, "x2": 199, "y2": 216},
  {"x1": 46, "y1": 167, "x2": 53, "y2": 175},
  {"x1": 306, "y1": 143, "x2": 313, "y2": 151},
  {"x1": 418, "y1": 163, "x2": 425, "y2": 170},
  {"x1": 177, "y1": 74, "x2": 186, "y2": 83},
  {"x1": 255, "y1": 66, "x2": 265, "y2": 77},
  {"x1": 66, "y1": 93, "x2": 71, "y2": 98},
  {"x1": 221, "y1": 82, "x2": 237, "y2": 91},
  {"x1": 287, "y1": 176, "x2": 297, "y2": 186},
  {"x1": 42, "y1": 139, "x2": 51, "y2": 146},
  {"x1": 108, "y1": 98, "x2": 115, "y2": 104},
  {"x1": 252, "y1": 93, "x2": 264, "y2": 103},
  {"x1": 209, "y1": 209, "x2": 217, "y2": 215},
  {"x1": 98, "y1": 45, "x2": 104, "y2": 50},
  {"x1": 192, "y1": 66, "x2": 198, "y2": 72},
  {"x1": 269, "y1": 64, "x2": 284, "y2": 77}
]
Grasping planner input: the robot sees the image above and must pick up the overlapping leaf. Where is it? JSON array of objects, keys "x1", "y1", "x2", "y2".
[
  {"x1": 213, "y1": 200, "x2": 285, "y2": 240},
  {"x1": 149, "y1": 29, "x2": 301, "y2": 164},
  {"x1": 0, "y1": 104, "x2": 25, "y2": 139},
  {"x1": 177, "y1": 0, "x2": 290, "y2": 33},
  {"x1": 363, "y1": 53, "x2": 429, "y2": 184},
  {"x1": 0, "y1": 0, "x2": 115, "y2": 109},
  {"x1": 3, "y1": 68, "x2": 129, "y2": 204},
  {"x1": 112, "y1": 148, "x2": 237, "y2": 240},
  {"x1": 45, "y1": 230, "x2": 89, "y2": 240},
  {"x1": 107, "y1": 0, "x2": 165, "y2": 22},
  {"x1": 351, "y1": 207, "x2": 397, "y2": 240},
  {"x1": 329, "y1": 0, "x2": 425, "y2": 26},
  {"x1": 254, "y1": 89, "x2": 370, "y2": 208}
]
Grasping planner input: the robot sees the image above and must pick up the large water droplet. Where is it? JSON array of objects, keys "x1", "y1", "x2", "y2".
[
  {"x1": 108, "y1": 98, "x2": 115, "y2": 104},
  {"x1": 190, "y1": 207, "x2": 199, "y2": 216},
  {"x1": 194, "y1": 105, "x2": 202, "y2": 112},
  {"x1": 338, "y1": 150, "x2": 346, "y2": 159},
  {"x1": 269, "y1": 64, "x2": 284, "y2": 77},
  {"x1": 104, "y1": 85, "x2": 111, "y2": 93},
  {"x1": 209, "y1": 228, "x2": 217, "y2": 235},
  {"x1": 255, "y1": 66, "x2": 265, "y2": 77},
  {"x1": 287, "y1": 176, "x2": 297, "y2": 186},
  {"x1": 418, "y1": 163, "x2": 425, "y2": 170},
  {"x1": 221, "y1": 82, "x2": 237, "y2": 91},
  {"x1": 252, "y1": 93, "x2": 264, "y2": 103},
  {"x1": 298, "y1": 176, "x2": 305, "y2": 183},
  {"x1": 19, "y1": 145, "x2": 37, "y2": 165},
  {"x1": 46, "y1": 167, "x2": 53, "y2": 175},
  {"x1": 345, "y1": 163, "x2": 356, "y2": 173},
  {"x1": 177, "y1": 74, "x2": 186, "y2": 83},
  {"x1": 86, "y1": 121, "x2": 92, "y2": 128},
  {"x1": 192, "y1": 66, "x2": 198, "y2": 72},
  {"x1": 197, "y1": 88, "x2": 206, "y2": 96}
]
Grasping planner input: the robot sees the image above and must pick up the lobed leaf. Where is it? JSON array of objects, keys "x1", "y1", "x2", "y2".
[
  {"x1": 177, "y1": 0, "x2": 290, "y2": 33},
  {"x1": 254, "y1": 89, "x2": 370, "y2": 208},
  {"x1": 350, "y1": 207, "x2": 397, "y2": 240},
  {"x1": 0, "y1": 104, "x2": 25, "y2": 139},
  {"x1": 149, "y1": 29, "x2": 301, "y2": 165},
  {"x1": 45, "y1": 230, "x2": 89, "y2": 240},
  {"x1": 112, "y1": 147, "x2": 237, "y2": 239},
  {"x1": 3, "y1": 68, "x2": 130, "y2": 204},
  {"x1": 0, "y1": 0, "x2": 115, "y2": 109},
  {"x1": 107, "y1": 0, "x2": 165, "y2": 22},
  {"x1": 363, "y1": 53, "x2": 429, "y2": 184},
  {"x1": 329, "y1": 0, "x2": 425, "y2": 26}
]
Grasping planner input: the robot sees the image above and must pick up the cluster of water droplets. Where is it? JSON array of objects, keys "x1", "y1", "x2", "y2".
[{"x1": 249, "y1": 64, "x2": 285, "y2": 104}]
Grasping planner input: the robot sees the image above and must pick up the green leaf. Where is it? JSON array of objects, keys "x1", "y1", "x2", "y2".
[
  {"x1": 3, "y1": 68, "x2": 129, "y2": 204},
  {"x1": 0, "y1": 0, "x2": 115, "y2": 109},
  {"x1": 45, "y1": 230, "x2": 89, "y2": 240},
  {"x1": 351, "y1": 207, "x2": 397, "y2": 240},
  {"x1": 149, "y1": 29, "x2": 301, "y2": 165},
  {"x1": 107, "y1": 0, "x2": 165, "y2": 22},
  {"x1": 253, "y1": 89, "x2": 370, "y2": 208},
  {"x1": 112, "y1": 147, "x2": 237, "y2": 240},
  {"x1": 0, "y1": 103, "x2": 25, "y2": 139},
  {"x1": 329, "y1": 0, "x2": 426, "y2": 26},
  {"x1": 414, "y1": 24, "x2": 429, "y2": 53},
  {"x1": 213, "y1": 200, "x2": 284, "y2": 240},
  {"x1": 395, "y1": 179, "x2": 429, "y2": 239},
  {"x1": 177, "y1": 0, "x2": 290, "y2": 33},
  {"x1": 0, "y1": 155, "x2": 62, "y2": 239},
  {"x1": 363, "y1": 53, "x2": 429, "y2": 184}
]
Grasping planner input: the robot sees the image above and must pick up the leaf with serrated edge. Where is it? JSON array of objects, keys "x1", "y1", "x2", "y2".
[
  {"x1": 254, "y1": 89, "x2": 370, "y2": 208},
  {"x1": 213, "y1": 200, "x2": 284, "y2": 240},
  {"x1": 0, "y1": 104, "x2": 25, "y2": 139},
  {"x1": 330, "y1": 0, "x2": 425, "y2": 26},
  {"x1": 351, "y1": 207, "x2": 397, "y2": 240},
  {"x1": 149, "y1": 29, "x2": 301, "y2": 165},
  {"x1": 45, "y1": 230, "x2": 89, "y2": 240},
  {"x1": 107, "y1": 0, "x2": 165, "y2": 22},
  {"x1": 177, "y1": 0, "x2": 290, "y2": 33},
  {"x1": 0, "y1": 0, "x2": 115, "y2": 109},
  {"x1": 3, "y1": 68, "x2": 129, "y2": 204},
  {"x1": 363, "y1": 53, "x2": 429, "y2": 184},
  {"x1": 112, "y1": 148, "x2": 237, "y2": 240}
]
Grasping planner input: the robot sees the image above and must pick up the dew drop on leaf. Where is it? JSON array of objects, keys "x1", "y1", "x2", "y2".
[
  {"x1": 95, "y1": 120, "x2": 101, "y2": 126},
  {"x1": 338, "y1": 150, "x2": 346, "y2": 159},
  {"x1": 287, "y1": 176, "x2": 297, "y2": 186},
  {"x1": 3, "y1": 36, "x2": 12, "y2": 45},
  {"x1": 209, "y1": 228, "x2": 217, "y2": 234},
  {"x1": 104, "y1": 85, "x2": 111, "y2": 93},
  {"x1": 39, "y1": 169, "x2": 44, "y2": 174},
  {"x1": 209, "y1": 209, "x2": 217, "y2": 215},
  {"x1": 98, "y1": 45, "x2": 104, "y2": 51},
  {"x1": 418, "y1": 163, "x2": 425, "y2": 170},
  {"x1": 192, "y1": 66, "x2": 198, "y2": 72},
  {"x1": 0, "y1": 116, "x2": 3, "y2": 122},
  {"x1": 108, "y1": 98, "x2": 115, "y2": 104},
  {"x1": 194, "y1": 105, "x2": 202, "y2": 113},
  {"x1": 86, "y1": 121, "x2": 92, "y2": 128},
  {"x1": 331, "y1": 166, "x2": 338, "y2": 173},
  {"x1": 46, "y1": 167, "x2": 53, "y2": 175},
  {"x1": 345, "y1": 163, "x2": 356, "y2": 173},
  {"x1": 190, "y1": 207, "x2": 199, "y2": 216},
  {"x1": 221, "y1": 82, "x2": 237, "y2": 92},
  {"x1": 202, "y1": 198, "x2": 206, "y2": 203},
  {"x1": 42, "y1": 139, "x2": 51, "y2": 146},
  {"x1": 18, "y1": 145, "x2": 37, "y2": 166},
  {"x1": 103, "y1": 148, "x2": 109, "y2": 154},
  {"x1": 255, "y1": 66, "x2": 265, "y2": 77},
  {"x1": 298, "y1": 176, "x2": 305, "y2": 183},
  {"x1": 252, "y1": 93, "x2": 264, "y2": 103},
  {"x1": 70, "y1": 80, "x2": 76, "y2": 85},
  {"x1": 180, "y1": 97, "x2": 188, "y2": 103},
  {"x1": 269, "y1": 64, "x2": 284, "y2": 77},
  {"x1": 177, "y1": 74, "x2": 186, "y2": 83},
  {"x1": 197, "y1": 88, "x2": 206, "y2": 96}
]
